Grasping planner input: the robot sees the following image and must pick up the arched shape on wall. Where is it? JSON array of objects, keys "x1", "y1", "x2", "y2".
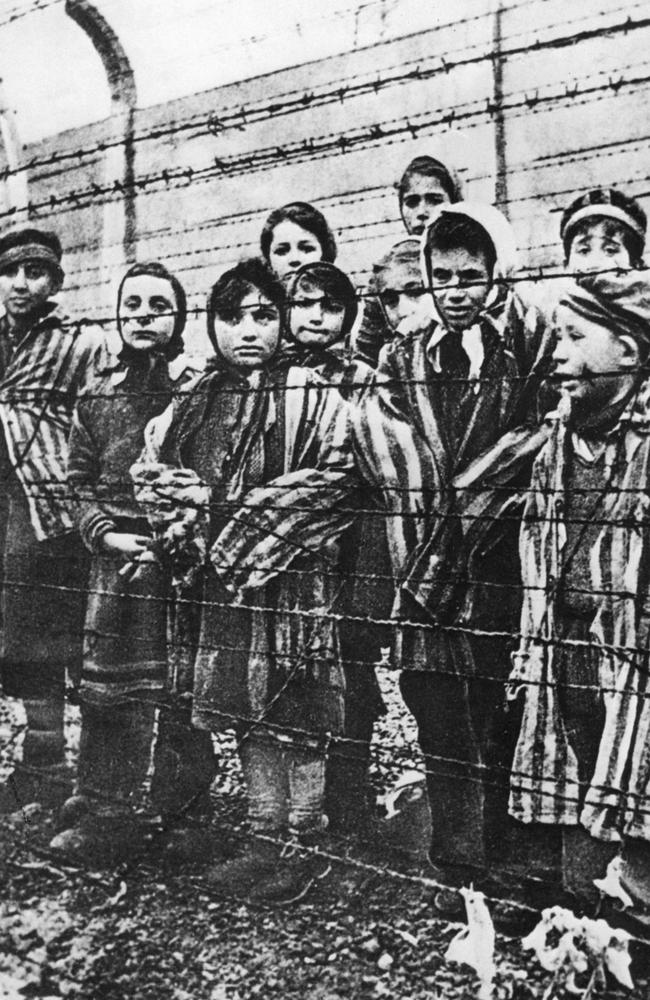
[
  {"x1": 65, "y1": 0, "x2": 136, "y2": 112},
  {"x1": 65, "y1": 0, "x2": 137, "y2": 264}
]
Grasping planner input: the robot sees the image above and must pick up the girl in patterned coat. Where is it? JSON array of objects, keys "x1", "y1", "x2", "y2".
[
  {"x1": 508, "y1": 272, "x2": 650, "y2": 910},
  {"x1": 49, "y1": 261, "x2": 212, "y2": 864},
  {"x1": 132, "y1": 259, "x2": 353, "y2": 901},
  {"x1": 284, "y1": 261, "x2": 387, "y2": 833}
]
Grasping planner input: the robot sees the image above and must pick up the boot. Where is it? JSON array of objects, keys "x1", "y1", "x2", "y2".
[
  {"x1": 204, "y1": 836, "x2": 281, "y2": 895},
  {"x1": 0, "y1": 761, "x2": 74, "y2": 815},
  {"x1": 48, "y1": 808, "x2": 146, "y2": 867},
  {"x1": 247, "y1": 829, "x2": 331, "y2": 905}
]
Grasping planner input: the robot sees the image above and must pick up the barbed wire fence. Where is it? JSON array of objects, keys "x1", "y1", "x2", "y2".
[{"x1": 1, "y1": 1, "x2": 650, "y2": 995}]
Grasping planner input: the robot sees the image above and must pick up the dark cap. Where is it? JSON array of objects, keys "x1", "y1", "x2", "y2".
[{"x1": 0, "y1": 227, "x2": 64, "y2": 283}]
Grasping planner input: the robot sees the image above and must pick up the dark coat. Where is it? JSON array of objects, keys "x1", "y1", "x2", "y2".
[{"x1": 68, "y1": 356, "x2": 197, "y2": 706}]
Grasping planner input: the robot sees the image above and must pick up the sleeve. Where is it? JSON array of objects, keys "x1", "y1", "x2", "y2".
[
  {"x1": 68, "y1": 322, "x2": 109, "y2": 398},
  {"x1": 210, "y1": 388, "x2": 363, "y2": 597},
  {"x1": 353, "y1": 292, "x2": 391, "y2": 369},
  {"x1": 67, "y1": 400, "x2": 116, "y2": 552}
]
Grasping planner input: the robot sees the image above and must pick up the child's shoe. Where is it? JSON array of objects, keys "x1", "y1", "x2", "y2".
[
  {"x1": 0, "y1": 762, "x2": 74, "y2": 815},
  {"x1": 48, "y1": 809, "x2": 145, "y2": 866},
  {"x1": 57, "y1": 794, "x2": 91, "y2": 829},
  {"x1": 161, "y1": 822, "x2": 218, "y2": 865},
  {"x1": 247, "y1": 832, "x2": 331, "y2": 905},
  {"x1": 203, "y1": 838, "x2": 280, "y2": 895}
]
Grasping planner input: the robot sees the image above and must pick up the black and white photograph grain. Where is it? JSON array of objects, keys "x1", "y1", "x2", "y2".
[{"x1": 0, "y1": 1, "x2": 649, "y2": 997}]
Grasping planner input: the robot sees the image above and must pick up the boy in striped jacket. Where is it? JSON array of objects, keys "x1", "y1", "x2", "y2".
[{"x1": 0, "y1": 228, "x2": 105, "y2": 813}]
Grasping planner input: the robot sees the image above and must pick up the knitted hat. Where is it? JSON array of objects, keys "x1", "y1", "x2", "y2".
[
  {"x1": 0, "y1": 228, "x2": 64, "y2": 283},
  {"x1": 559, "y1": 271, "x2": 650, "y2": 348},
  {"x1": 373, "y1": 238, "x2": 421, "y2": 283},
  {"x1": 560, "y1": 189, "x2": 646, "y2": 260}
]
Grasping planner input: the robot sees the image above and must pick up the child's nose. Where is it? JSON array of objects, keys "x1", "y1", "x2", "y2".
[{"x1": 240, "y1": 313, "x2": 258, "y2": 338}]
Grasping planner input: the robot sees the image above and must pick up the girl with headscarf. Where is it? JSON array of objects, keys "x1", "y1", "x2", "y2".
[
  {"x1": 50, "y1": 261, "x2": 207, "y2": 865},
  {"x1": 131, "y1": 258, "x2": 353, "y2": 901},
  {"x1": 212, "y1": 203, "x2": 524, "y2": 883},
  {"x1": 283, "y1": 262, "x2": 388, "y2": 833}
]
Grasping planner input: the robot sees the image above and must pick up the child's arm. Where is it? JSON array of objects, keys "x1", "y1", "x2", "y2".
[
  {"x1": 210, "y1": 389, "x2": 362, "y2": 597},
  {"x1": 67, "y1": 399, "x2": 148, "y2": 556}
]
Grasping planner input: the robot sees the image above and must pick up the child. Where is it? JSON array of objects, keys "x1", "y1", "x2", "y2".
[
  {"x1": 508, "y1": 271, "x2": 650, "y2": 909},
  {"x1": 561, "y1": 187, "x2": 646, "y2": 274},
  {"x1": 133, "y1": 259, "x2": 350, "y2": 900},
  {"x1": 375, "y1": 204, "x2": 522, "y2": 879},
  {"x1": 260, "y1": 201, "x2": 337, "y2": 283},
  {"x1": 49, "y1": 261, "x2": 211, "y2": 864},
  {"x1": 355, "y1": 155, "x2": 460, "y2": 367},
  {"x1": 286, "y1": 261, "x2": 388, "y2": 832},
  {"x1": 213, "y1": 204, "x2": 522, "y2": 880},
  {"x1": 0, "y1": 228, "x2": 104, "y2": 814}
]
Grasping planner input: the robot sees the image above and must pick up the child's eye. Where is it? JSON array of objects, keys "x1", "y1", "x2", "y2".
[
  {"x1": 322, "y1": 298, "x2": 345, "y2": 314},
  {"x1": 122, "y1": 297, "x2": 141, "y2": 311},
  {"x1": 431, "y1": 269, "x2": 452, "y2": 285},
  {"x1": 25, "y1": 265, "x2": 47, "y2": 280},
  {"x1": 459, "y1": 270, "x2": 485, "y2": 284},
  {"x1": 272, "y1": 244, "x2": 290, "y2": 255},
  {"x1": 380, "y1": 291, "x2": 399, "y2": 309},
  {"x1": 404, "y1": 287, "x2": 425, "y2": 299},
  {"x1": 403, "y1": 196, "x2": 419, "y2": 209},
  {"x1": 251, "y1": 308, "x2": 277, "y2": 324},
  {"x1": 150, "y1": 298, "x2": 172, "y2": 313},
  {"x1": 297, "y1": 242, "x2": 318, "y2": 254},
  {"x1": 603, "y1": 243, "x2": 622, "y2": 255}
]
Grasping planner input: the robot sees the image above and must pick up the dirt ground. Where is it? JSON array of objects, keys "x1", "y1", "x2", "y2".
[{"x1": 1, "y1": 672, "x2": 649, "y2": 1000}]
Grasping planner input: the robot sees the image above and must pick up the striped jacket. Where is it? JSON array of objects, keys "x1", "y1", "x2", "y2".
[
  {"x1": 213, "y1": 320, "x2": 520, "y2": 610},
  {"x1": 0, "y1": 306, "x2": 105, "y2": 540},
  {"x1": 508, "y1": 381, "x2": 650, "y2": 841}
]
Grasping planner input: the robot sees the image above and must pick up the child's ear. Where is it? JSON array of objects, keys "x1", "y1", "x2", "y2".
[{"x1": 618, "y1": 334, "x2": 642, "y2": 370}]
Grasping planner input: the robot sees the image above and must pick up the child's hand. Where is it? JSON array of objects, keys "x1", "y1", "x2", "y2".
[{"x1": 101, "y1": 532, "x2": 150, "y2": 557}]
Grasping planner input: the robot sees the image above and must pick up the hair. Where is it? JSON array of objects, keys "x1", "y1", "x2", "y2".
[
  {"x1": 117, "y1": 260, "x2": 187, "y2": 359},
  {"x1": 397, "y1": 156, "x2": 461, "y2": 203},
  {"x1": 206, "y1": 258, "x2": 285, "y2": 352},
  {"x1": 288, "y1": 261, "x2": 358, "y2": 339},
  {"x1": 372, "y1": 239, "x2": 421, "y2": 288},
  {"x1": 561, "y1": 188, "x2": 647, "y2": 265},
  {"x1": 260, "y1": 201, "x2": 337, "y2": 264},
  {"x1": 422, "y1": 215, "x2": 497, "y2": 284}
]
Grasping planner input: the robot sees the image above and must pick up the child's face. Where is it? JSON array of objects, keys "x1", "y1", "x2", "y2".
[
  {"x1": 567, "y1": 219, "x2": 632, "y2": 274},
  {"x1": 268, "y1": 221, "x2": 322, "y2": 281},
  {"x1": 0, "y1": 260, "x2": 59, "y2": 324},
  {"x1": 290, "y1": 279, "x2": 346, "y2": 348},
  {"x1": 400, "y1": 174, "x2": 450, "y2": 236},
  {"x1": 119, "y1": 274, "x2": 177, "y2": 352},
  {"x1": 376, "y1": 259, "x2": 432, "y2": 334},
  {"x1": 429, "y1": 247, "x2": 491, "y2": 332},
  {"x1": 552, "y1": 304, "x2": 638, "y2": 415},
  {"x1": 213, "y1": 289, "x2": 280, "y2": 367}
]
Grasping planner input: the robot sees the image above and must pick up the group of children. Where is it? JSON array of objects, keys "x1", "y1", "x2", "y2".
[{"x1": 1, "y1": 156, "x2": 650, "y2": 917}]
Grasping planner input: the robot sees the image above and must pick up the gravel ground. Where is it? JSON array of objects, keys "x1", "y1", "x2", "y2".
[{"x1": 0, "y1": 671, "x2": 649, "y2": 999}]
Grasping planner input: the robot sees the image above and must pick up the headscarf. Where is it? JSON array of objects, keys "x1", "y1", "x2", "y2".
[
  {"x1": 420, "y1": 201, "x2": 519, "y2": 313},
  {"x1": 116, "y1": 260, "x2": 187, "y2": 366},
  {"x1": 283, "y1": 261, "x2": 358, "y2": 366}
]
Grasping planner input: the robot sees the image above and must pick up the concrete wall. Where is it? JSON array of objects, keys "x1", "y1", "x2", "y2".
[{"x1": 3, "y1": 0, "x2": 649, "y2": 354}]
